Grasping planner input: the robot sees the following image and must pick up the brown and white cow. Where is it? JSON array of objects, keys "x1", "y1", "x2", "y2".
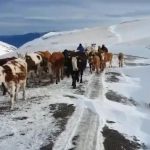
[
  {"x1": 25, "y1": 51, "x2": 51, "y2": 83},
  {"x1": 0, "y1": 58, "x2": 27, "y2": 109},
  {"x1": 0, "y1": 57, "x2": 17, "y2": 95}
]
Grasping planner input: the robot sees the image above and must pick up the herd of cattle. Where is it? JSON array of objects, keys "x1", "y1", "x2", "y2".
[{"x1": 0, "y1": 48, "x2": 124, "y2": 110}]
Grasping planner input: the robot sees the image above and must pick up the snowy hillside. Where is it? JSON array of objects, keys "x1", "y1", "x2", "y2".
[
  {"x1": 0, "y1": 17, "x2": 150, "y2": 150},
  {"x1": 0, "y1": 41, "x2": 16, "y2": 56},
  {"x1": 18, "y1": 17, "x2": 150, "y2": 57}
]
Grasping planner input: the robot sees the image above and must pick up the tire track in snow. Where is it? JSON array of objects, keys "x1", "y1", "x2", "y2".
[
  {"x1": 83, "y1": 71, "x2": 105, "y2": 150},
  {"x1": 53, "y1": 102, "x2": 85, "y2": 150},
  {"x1": 85, "y1": 71, "x2": 104, "y2": 100},
  {"x1": 53, "y1": 99, "x2": 100, "y2": 150},
  {"x1": 53, "y1": 71, "x2": 106, "y2": 150},
  {"x1": 70, "y1": 108, "x2": 99, "y2": 150}
]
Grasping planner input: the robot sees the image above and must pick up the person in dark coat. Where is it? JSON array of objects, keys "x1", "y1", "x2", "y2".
[
  {"x1": 77, "y1": 43, "x2": 84, "y2": 53},
  {"x1": 101, "y1": 44, "x2": 108, "y2": 53}
]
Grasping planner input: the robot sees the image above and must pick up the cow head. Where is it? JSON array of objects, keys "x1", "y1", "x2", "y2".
[{"x1": 25, "y1": 53, "x2": 34, "y2": 65}]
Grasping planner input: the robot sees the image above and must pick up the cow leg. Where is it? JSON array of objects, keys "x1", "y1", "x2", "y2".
[
  {"x1": 22, "y1": 81, "x2": 26, "y2": 100},
  {"x1": 119, "y1": 61, "x2": 121, "y2": 67},
  {"x1": 9, "y1": 84, "x2": 16, "y2": 110},
  {"x1": 72, "y1": 71, "x2": 76, "y2": 89},
  {"x1": 2, "y1": 83, "x2": 7, "y2": 95},
  {"x1": 55, "y1": 69, "x2": 59, "y2": 84},
  {"x1": 103, "y1": 63, "x2": 105, "y2": 70},
  {"x1": 121, "y1": 61, "x2": 123, "y2": 67},
  {"x1": 49, "y1": 71, "x2": 54, "y2": 83},
  {"x1": 110, "y1": 60, "x2": 112, "y2": 67},
  {"x1": 109, "y1": 61, "x2": 112, "y2": 67},
  {"x1": 15, "y1": 83, "x2": 20, "y2": 101},
  {"x1": 80, "y1": 70, "x2": 83, "y2": 83},
  {"x1": 37, "y1": 65, "x2": 41, "y2": 83},
  {"x1": 55, "y1": 68, "x2": 59, "y2": 84},
  {"x1": 58, "y1": 68, "x2": 61, "y2": 82},
  {"x1": 47, "y1": 62, "x2": 54, "y2": 83},
  {"x1": 76, "y1": 71, "x2": 79, "y2": 82},
  {"x1": 50, "y1": 74, "x2": 54, "y2": 83},
  {"x1": 90, "y1": 64, "x2": 92, "y2": 73},
  {"x1": 101, "y1": 61, "x2": 104, "y2": 71},
  {"x1": 61, "y1": 66, "x2": 64, "y2": 80}
]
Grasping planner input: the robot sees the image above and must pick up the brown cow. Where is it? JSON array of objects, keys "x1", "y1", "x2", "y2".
[
  {"x1": 36, "y1": 51, "x2": 51, "y2": 73},
  {"x1": 103, "y1": 52, "x2": 113, "y2": 68},
  {"x1": 48, "y1": 52, "x2": 64, "y2": 84},
  {"x1": 36, "y1": 51, "x2": 51, "y2": 62},
  {"x1": 91, "y1": 55, "x2": 101, "y2": 74},
  {"x1": 25, "y1": 51, "x2": 51, "y2": 83},
  {"x1": 0, "y1": 58, "x2": 27, "y2": 110}
]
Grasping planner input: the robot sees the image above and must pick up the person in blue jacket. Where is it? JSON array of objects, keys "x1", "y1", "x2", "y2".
[{"x1": 77, "y1": 43, "x2": 84, "y2": 53}]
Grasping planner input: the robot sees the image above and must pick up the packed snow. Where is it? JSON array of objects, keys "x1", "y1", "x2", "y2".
[{"x1": 0, "y1": 16, "x2": 150, "y2": 149}]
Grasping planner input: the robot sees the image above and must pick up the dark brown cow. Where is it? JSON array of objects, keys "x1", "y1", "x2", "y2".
[
  {"x1": 63, "y1": 50, "x2": 87, "y2": 88},
  {"x1": 0, "y1": 58, "x2": 27, "y2": 110},
  {"x1": 118, "y1": 53, "x2": 124, "y2": 67}
]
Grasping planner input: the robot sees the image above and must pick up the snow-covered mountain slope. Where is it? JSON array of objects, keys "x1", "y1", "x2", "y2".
[
  {"x1": 18, "y1": 17, "x2": 150, "y2": 56},
  {"x1": 18, "y1": 26, "x2": 117, "y2": 53},
  {"x1": 109, "y1": 18, "x2": 150, "y2": 42},
  {"x1": 0, "y1": 41, "x2": 17, "y2": 56}
]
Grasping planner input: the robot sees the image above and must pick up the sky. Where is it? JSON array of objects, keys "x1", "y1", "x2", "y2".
[{"x1": 0, "y1": 0, "x2": 150, "y2": 35}]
